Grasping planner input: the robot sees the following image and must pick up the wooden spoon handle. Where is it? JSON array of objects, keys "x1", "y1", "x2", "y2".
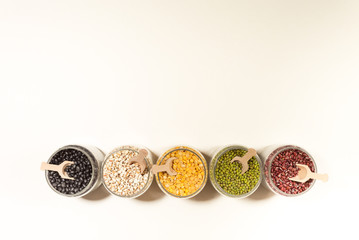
[
  {"x1": 151, "y1": 157, "x2": 177, "y2": 176},
  {"x1": 231, "y1": 148, "x2": 257, "y2": 174},
  {"x1": 41, "y1": 162, "x2": 61, "y2": 172},
  {"x1": 231, "y1": 148, "x2": 256, "y2": 163},
  {"x1": 151, "y1": 165, "x2": 167, "y2": 174},
  {"x1": 128, "y1": 149, "x2": 148, "y2": 174},
  {"x1": 40, "y1": 161, "x2": 74, "y2": 180},
  {"x1": 241, "y1": 148, "x2": 257, "y2": 162},
  {"x1": 310, "y1": 172, "x2": 328, "y2": 182}
]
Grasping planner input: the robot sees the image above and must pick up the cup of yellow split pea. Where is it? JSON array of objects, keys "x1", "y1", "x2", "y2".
[{"x1": 155, "y1": 146, "x2": 208, "y2": 198}]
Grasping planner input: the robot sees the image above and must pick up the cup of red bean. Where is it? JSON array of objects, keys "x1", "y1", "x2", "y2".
[
  {"x1": 44, "y1": 145, "x2": 105, "y2": 197},
  {"x1": 260, "y1": 145, "x2": 317, "y2": 197}
]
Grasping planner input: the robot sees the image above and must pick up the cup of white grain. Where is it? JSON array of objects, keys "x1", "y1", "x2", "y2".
[{"x1": 101, "y1": 145, "x2": 153, "y2": 198}]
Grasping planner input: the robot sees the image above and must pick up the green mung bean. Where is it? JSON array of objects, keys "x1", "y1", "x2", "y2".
[{"x1": 215, "y1": 149, "x2": 260, "y2": 195}]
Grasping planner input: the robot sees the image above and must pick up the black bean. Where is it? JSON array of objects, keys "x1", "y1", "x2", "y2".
[{"x1": 48, "y1": 148, "x2": 93, "y2": 195}]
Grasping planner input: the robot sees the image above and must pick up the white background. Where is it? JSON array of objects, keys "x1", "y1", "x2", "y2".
[{"x1": 1, "y1": 1, "x2": 358, "y2": 240}]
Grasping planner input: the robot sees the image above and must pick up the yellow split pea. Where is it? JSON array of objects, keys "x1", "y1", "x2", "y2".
[{"x1": 158, "y1": 148, "x2": 205, "y2": 197}]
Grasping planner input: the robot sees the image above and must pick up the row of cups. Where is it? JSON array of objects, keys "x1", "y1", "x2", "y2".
[{"x1": 42, "y1": 144, "x2": 320, "y2": 199}]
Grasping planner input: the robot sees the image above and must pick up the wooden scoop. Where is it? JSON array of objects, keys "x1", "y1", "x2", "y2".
[
  {"x1": 40, "y1": 161, "x2": 74, "y2": 180},
  {"x1": 289, "y1": 164, "x2": 328, "y2": 183},
  {"x1": 128, "y1": 149, "x2": 148, "y2": 174},
  {"x1": 231, "y1": 148, "x2": 257, "y2": 174},
  {"x1": 151, "y1": 157, "x2": 177, "y2": 176}
]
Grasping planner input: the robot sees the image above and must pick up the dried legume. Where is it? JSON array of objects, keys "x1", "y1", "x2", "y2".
[
  {"x1": 267, "y1": 148, "x2": 315, "y2": 195},
  {"x1": 215, "y1": 149, "x2": 260, "y2": 196},
  {"x1": 48, "y1": 148, "x2": 92, "y2": 195},
  {"x1": 158, "y1": 147, "x2": 206, "y2": 197},
  {"x1": 102, "y1": 147, "x2": 150, "y2": 197}
]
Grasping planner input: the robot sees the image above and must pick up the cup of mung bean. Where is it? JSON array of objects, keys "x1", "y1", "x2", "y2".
[
  {"x1": 259, "y1": 145, "x2": 317, "y2": 197},
  {"x1": 209, "y1": 145, "x2": 262, "y2": 198},
  {"x1": 44, "y1": 145, "x2": 105, "y2": 197},
  {"x1": 155, "y1": 146, "x2": 208, "y2": 199},
  {"x1": 102, "y1": 145, "x2": 153, "y2": 198}
]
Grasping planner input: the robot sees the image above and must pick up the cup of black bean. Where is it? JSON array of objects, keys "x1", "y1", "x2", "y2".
[{"x1": 45, "y1": 145, "x2": 105, "y2": 197}]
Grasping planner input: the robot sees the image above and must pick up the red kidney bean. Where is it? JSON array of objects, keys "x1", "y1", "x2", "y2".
[{"x1": 269, "y1": 149, "x2": 315, "y2": 195}]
